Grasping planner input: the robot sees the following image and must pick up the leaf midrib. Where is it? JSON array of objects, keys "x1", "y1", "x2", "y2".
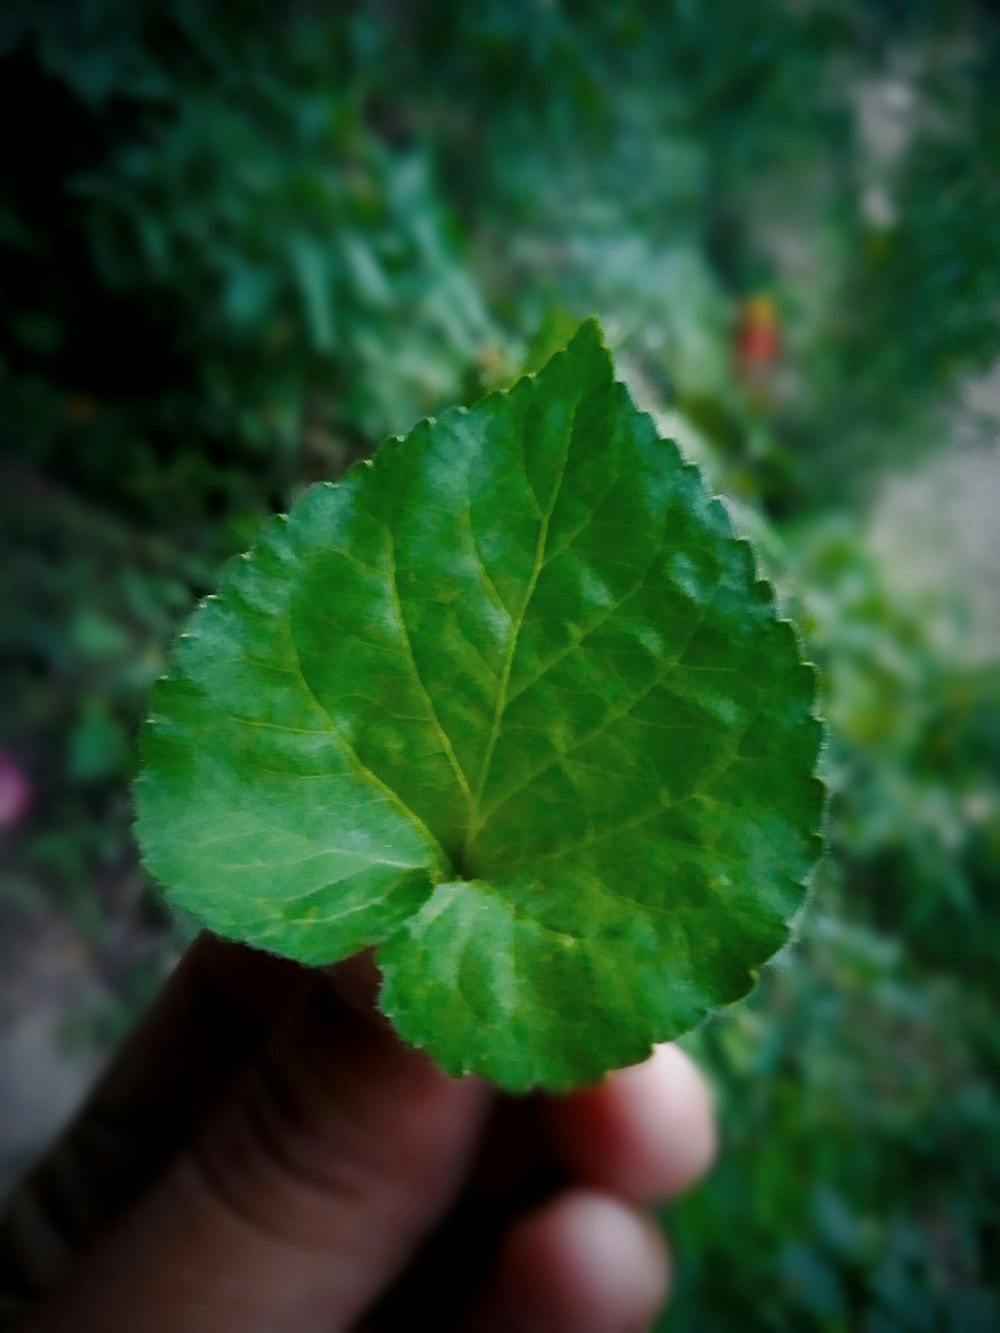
[{"x1": 462, "y1": 396, "x2": 576, "y2": 865}]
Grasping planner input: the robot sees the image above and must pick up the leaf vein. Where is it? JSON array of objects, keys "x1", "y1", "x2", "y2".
[
  {"x1": 464, "y1": 396, "x2": 578, "y2": 854},
  {"x1": 384, "y1": 529, "x2": 474, "y2": 803},
  {"x1": 474, "y1": 582, "x2": 724, "y2": 829},
  {"x1": 285, "y1": 643, "x2": 448, "y2": 872}
]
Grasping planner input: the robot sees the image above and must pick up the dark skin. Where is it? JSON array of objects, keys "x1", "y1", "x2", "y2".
[{"x1": 0, "y1": 935, "x2": 717, "y2": 1331}]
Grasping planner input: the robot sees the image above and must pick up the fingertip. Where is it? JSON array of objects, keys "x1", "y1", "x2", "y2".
[
  {"x1": 470, "y1": 1189, "x2": 670, "y2": 1333},
  {"x1": 548, "y1": 1043, "x2": 717, "y2": 1202}
]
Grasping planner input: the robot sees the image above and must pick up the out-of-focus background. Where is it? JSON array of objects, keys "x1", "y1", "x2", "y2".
[{"x1": 1, "y1": 2, "x2": 998, "y2": 1326}]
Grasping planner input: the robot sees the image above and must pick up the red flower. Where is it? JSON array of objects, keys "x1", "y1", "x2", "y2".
[{"x1": 734, "y1": 294, "x2": 781, "y2": 382}]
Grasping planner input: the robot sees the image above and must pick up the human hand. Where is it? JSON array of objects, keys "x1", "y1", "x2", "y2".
[{"x1": 0, "y1": 935, "x2": 716, "y2": 1331}]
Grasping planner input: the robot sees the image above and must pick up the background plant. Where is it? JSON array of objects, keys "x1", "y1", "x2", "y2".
[{"x1": 1, "y1": 1, "x2": 998, "y2": 1326}]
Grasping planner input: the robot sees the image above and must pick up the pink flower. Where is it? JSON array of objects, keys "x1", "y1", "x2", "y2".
[{"x1": 0, "y1": 750, "x2": 32, "y2": 832}]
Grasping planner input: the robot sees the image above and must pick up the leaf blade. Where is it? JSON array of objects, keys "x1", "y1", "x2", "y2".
[{"x1": 135, "y1": 319, "x2": 824, "y2": 1088}]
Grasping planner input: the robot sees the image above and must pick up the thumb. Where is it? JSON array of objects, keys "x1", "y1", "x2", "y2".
[{"x1": 23, "y1": 962, "x2": 491, "y2": 1333}]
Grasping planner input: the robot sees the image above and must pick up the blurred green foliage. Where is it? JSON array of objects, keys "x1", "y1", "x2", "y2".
[
  {"x1": 1, "y1": 0, "x2": 998, "y2": 1326},
  {"x1": 671, "y1": 912, "x2": 1000, "y2": 1332},
  {"x1": 664, "y1": 521, "x2": 1000, "y2": 1331}
]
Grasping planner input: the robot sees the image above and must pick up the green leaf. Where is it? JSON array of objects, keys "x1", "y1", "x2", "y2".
[{"x1": 135, "y1": 320, "x2": 824, "y2": 1090}]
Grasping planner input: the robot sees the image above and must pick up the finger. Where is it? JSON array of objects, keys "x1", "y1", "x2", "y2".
[
  {"x1": 546, "y1": 1044, "x2": 717, "y2": 1202},
  {"x1": 360, "y1": 1047, "x2": 715, "y2": 1327},
  {"x1": 0, "y1": 935, "x2": 305, "y2": 1301},
  {"x1": 467, "y1": 1188, "x2": 670, "y2": 1333},
  {"x1": 22, "y1": 969, "x2": 492, "y2": 1332},
  {"x1": 362, "y1": 1096, "x2": 565, "y2": 1329}
]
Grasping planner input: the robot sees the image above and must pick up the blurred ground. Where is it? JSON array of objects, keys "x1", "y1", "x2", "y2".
[
  {"x1": 871, "y1": 385, "x2": 1000, "y2": 666},
  {"x1": 0, "y1": 913, "x2": 108, "y2": 1198}
]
